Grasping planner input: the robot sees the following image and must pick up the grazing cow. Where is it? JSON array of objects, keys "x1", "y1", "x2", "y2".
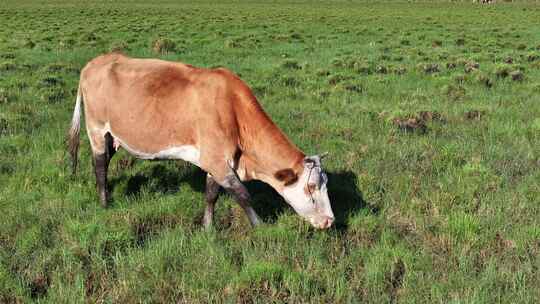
[{"x1": 68, "y1": 53, "x2": 334, "y2": 229}]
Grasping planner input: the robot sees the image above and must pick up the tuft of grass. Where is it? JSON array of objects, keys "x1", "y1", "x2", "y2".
[
  {"x1": 280, "y1": 75, "x2": 299, "y2": 87},
  {"x1": 280, "y1": 59, "x2": 301, "y2": 70},
  {"x1": 353, "y1": 60, "x2": 372, "y2": 74},
  {"x1": 110, "y1": 41, "x2": 129, "y2": 52},
  {"x1": 442, "y1": 84, "x2": 466, "y2": 101},
  {"x1": 0, "y1": 61, "x2": 16, "y2": 71},
  {"x1": 510, "y1": 69, "x2": 525, "y2": 81},
  {"x1": 432, "y1": 40, "x2": 442, "y2": 48},
  {"x1": 446, "y1": 61, "x2": 457, "y2": 69},
  {"x1": 38, "y1": 75, "x2": 65, "y2": 88},
  {"x1": 464, "y1": 110, "x2": 486, "y2": 120},
  {"x1": 447, "y1": 212, "x2": 480, "y2": 242},
  {"x1": 58, "y1": 37, "x2": 76, "y2": 49},
  {"x1": 23, "y1": 39, "x2": 36, "y2": 49},
  {"x1": 0, "y1": 87, "x2": 17, "y2": 104},
  {"x1": 392, "y1": 116, "x2": 428, "y2": 134},
  {"x1": 315, "y1": 69, "x2": 330, "y2": 77},
  {"x1": 393, "y1": 65, "x2": 407, "y2": 75},
  {"x1": 526, "y1": 52, "x2": 539, "y2": 62},
  {"x1": 494, "y1": 64, "x2": 511, "y2": 78},
  {"x1": 464, "y1": 61, "x2": 479, "y2": 73},
  {"x1": 327, "y1": 73, "x2": 348, "y2": 86},
  {"x1": 152, "y1": 37, "x2": 176, "y2": 54},
  {"x1": 339, "y1": 82, "x2": 364, "y2": 93},
  {"x1": 224, "y1": 39, "x2": 240, "y2": 49},
  {"x1": 474, "y1": 71, "x2": 493, "y2": 88},
  {"x1": 417, "y1": 63, "x2": 439, "y2": 74},
  {"x1": 375, "y1": 64, "x2": 388, "y2": 74}
]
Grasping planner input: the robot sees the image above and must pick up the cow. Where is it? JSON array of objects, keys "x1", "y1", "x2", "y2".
[{"x1": 68, "y1": 53, "x2": 334, "y2": 229}]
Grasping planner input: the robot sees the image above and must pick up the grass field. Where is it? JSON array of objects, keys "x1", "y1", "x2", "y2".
[{"x1": 1, "y1": 0, "x2": 539, "y2": 303}]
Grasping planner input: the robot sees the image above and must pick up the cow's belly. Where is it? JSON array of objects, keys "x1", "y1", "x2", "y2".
[{"x1": 106, "y1": 125, "x2": 201, "y2": 167}]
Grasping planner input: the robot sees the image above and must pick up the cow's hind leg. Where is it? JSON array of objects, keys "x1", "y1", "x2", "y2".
[
  {"x1": 89, "y1": 131, "x2": 115, "y2": 207},
  {"x1": 203, "y1": 173, "x2": 221, "y2": 229},
  {"x1": 94, "y1": 152, "x2": 109, "y2": 207}
]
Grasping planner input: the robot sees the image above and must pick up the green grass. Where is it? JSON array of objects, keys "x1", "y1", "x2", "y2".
[{"x1": 1, "y1": 0, "x2": 539, "y2": 302}]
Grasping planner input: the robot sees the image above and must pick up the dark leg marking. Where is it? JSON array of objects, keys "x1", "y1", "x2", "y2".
[
  {"x1": 223, "y1": 173, "x2": 261, "y2": 227},
  {"x1": 104, "y1": 132, "x2": 116, "y2": 160},
  {"x1": 203, "y1": 174, "x2": 221, "y2": 229},
  {"x1": 93, "y1": 152, "x2": 110, "y2": 207},
  {"x1": 94, "y1": 133, "x2": 115, "y2": 207}
]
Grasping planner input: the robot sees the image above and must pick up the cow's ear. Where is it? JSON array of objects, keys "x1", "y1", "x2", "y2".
[{"x1": 274, "y1": 168, "x2": 298, "y2": 186}]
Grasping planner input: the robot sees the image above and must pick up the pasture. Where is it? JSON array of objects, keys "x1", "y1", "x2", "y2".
[{"x1": 0, "y1": 0, "x2": 539, "y2": 302}]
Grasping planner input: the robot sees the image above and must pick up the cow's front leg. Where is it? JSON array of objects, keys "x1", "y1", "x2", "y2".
[
  {"x1": 222, "y1": 172, "x2": 261, "y2": 227},
  {"x1": 203, "y1": 174, "x2": 221, "y2": 229}
]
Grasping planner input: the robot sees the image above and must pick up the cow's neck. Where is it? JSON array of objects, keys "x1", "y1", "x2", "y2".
[{"x1": 235, "y1": 91, "x2": 305, "y2": 187}]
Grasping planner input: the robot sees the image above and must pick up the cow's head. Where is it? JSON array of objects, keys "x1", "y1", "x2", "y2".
[{"x1": 275, "y1": 155, "x2": 334, "y2": 229}]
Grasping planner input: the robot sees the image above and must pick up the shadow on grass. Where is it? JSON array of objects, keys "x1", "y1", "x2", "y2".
[
  {"x1": 109, "y1": 161, "x2": 206, "y2": 198},
  {"x1": 327, "y1": 171, "x2": 377, "y2": 230},
  {"x1": 109, "y1": 161, "x2": 373, "y2": 229}
]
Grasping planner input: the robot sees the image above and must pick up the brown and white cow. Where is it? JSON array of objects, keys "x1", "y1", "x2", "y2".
[{"x1": 68, "y1": 53, "x2": 334, "y2": 229}]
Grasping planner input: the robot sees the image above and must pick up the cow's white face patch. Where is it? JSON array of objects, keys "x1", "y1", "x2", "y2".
[{"x1": 280, "y1": 156, "x2": 334, "y2": 229}]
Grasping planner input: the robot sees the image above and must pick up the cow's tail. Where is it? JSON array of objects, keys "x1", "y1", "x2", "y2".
[{"x1": 68, "y1": 84, "x2": 83, "y2": 175}]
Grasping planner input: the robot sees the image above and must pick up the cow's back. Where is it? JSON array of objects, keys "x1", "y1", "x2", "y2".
[{"x1": 79, "y1": 53, "x2": 238, "y2": 158}]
